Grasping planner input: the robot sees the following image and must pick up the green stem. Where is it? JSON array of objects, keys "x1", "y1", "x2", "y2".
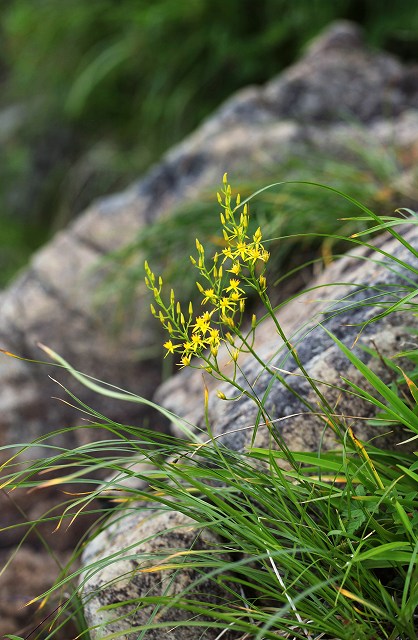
[{"x1": 260, "y1": 289, "x2": 342, "y2": 431}]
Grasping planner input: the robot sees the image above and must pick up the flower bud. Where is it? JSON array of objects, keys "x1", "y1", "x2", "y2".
[
  {"x1": 253, "y1": 227, "x2": 262, "y2": 243},
  {"x1": 259, "y1": 275, "x2": 267, "y2": 291}
]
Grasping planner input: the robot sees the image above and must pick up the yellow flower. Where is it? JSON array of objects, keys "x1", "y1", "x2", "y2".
[
  {"x1": 191, "y1": 333, "x2": 205, "y2": 350},
  {"x1": 192, "y1": 314, "x2": 211, "y2": 335},
  {"x1": 210, "y1": 344, "x2": 219, "y2": 357},
  {"x1": 235, "y1": 241, "x2": 248, "y2": 260},
  {"x1": 180, "y1": 354, "x2": 192, "y2": 367},
  {"x1": 245, "y1": 245, "x2": 262, "y2": 264},
  {"x1": 163, "y1": 340, "x2": 180, "y2": 355},
  {"x1": 222, "y1": 246, "x2": 234, "y2": 261},
  {"x1": 207, "y1": 328, "x2": 220, "y2": 350},
  {"x1": 209, "y1": 327, "x2": 220, "y2": 340},
  {"x1": 183, "y1": 341, "x2": 194, "y2": 353},
  {"x1": 219, "y1": 296, "x2": 235, "y2": 313},
  {"x1": 228, "y1": 262, "x2": 241, "y2": 275},
  {"x1": 202, "y1": 288, "x2": 217, "y2": 305},
  {"x1": 225, "y1": 278, "x2": 243, "y2": 294}
]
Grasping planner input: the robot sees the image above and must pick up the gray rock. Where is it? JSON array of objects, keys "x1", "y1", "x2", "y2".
[
  {"x1": 158, "y1": 227, "x2": 418, "y2": 454},
  {"x1": 81, "y1": 507, "x2": 238, "y2": 640},
  {"x1": 263, "y1": 21, "x2": 405, "y2": 123},
  {"x1": 1, "y1": 22, "x2": 418, "y2": 452}
]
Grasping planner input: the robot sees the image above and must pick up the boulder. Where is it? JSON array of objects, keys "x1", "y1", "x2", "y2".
[
  {"x1": 158, "y1": 226, "x2": 418, "y2": 452},
  {"x1": 81, "y1": 507, "x2": 238, "y2": 640}
]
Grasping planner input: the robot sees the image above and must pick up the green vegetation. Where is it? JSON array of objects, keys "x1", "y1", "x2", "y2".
[
  {"x1": 1, "y1": 0, "x2": 418, "y2": 285},
  {"x1": 1, "y1": 177, "x2": 417, "y2": 638}
]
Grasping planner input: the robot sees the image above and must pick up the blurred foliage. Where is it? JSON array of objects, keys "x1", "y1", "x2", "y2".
[{"x1": 1, "y1": 0, "x2": 418, "y2": 285}]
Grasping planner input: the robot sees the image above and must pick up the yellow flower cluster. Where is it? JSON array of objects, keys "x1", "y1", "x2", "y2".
[{"x1": 145, "y1": 173, "x2": 270, "y2": 366}]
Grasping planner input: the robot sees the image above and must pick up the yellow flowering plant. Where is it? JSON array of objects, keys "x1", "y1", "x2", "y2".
[
  {"x1": 145, "y1": 174, "x2": 333, "y2": 433},
  {"x1": 145, "y1": 173, "x2": 269, "y2": 369}
]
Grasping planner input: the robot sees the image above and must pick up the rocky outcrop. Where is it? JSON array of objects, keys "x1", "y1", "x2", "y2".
[{"x1": 1, "y1": 21, "x2": 418, "y2": 453}]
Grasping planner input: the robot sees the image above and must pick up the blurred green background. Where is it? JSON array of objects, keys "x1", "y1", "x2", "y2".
[{"x1": 1, "y1": 0, "x2": 418, "y2": 286}]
